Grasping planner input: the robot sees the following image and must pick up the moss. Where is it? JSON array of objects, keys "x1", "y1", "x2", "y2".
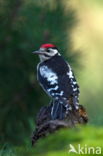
[{"x1": 1, "y1": 126, "x2": 103, "y2": 156}]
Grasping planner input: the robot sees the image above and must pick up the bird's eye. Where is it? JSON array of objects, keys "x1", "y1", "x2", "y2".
[{"x1": 47, "y1": 49, "x2": 50, "y2": 52}]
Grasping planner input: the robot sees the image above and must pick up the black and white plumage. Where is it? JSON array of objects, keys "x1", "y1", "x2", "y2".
[{"x1": 33, "y1": 44, "x2": 80, "y2": 120}]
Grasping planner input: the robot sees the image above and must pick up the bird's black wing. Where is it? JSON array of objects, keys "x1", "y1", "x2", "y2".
[
  {"x1": 37, "y1": 55, "x2": 80, "y2": 119},
  {"x1": 37, "y1": 55, "x2": 79, "y2": 99}
]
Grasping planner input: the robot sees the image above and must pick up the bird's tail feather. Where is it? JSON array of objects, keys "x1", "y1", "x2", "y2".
[
  {"x1": 51, "y1": 100, "x2": 66, "y2": 120},
  {"x1": 49, "y1": 100, "x2": 88, "y2": 122}
]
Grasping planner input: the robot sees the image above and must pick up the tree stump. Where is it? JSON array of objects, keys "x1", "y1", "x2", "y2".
[{"x1": 32, "y1": 104, "x2": 88, "y2": 145}]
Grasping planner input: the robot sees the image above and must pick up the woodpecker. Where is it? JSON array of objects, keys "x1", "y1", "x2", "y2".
[{"x1": 33, "y1": 43, "x2": 80, "y2": 120}]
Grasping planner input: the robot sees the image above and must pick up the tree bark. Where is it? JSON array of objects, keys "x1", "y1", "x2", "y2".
[{"x1": 32, "y1": 104, "x2": 88, "y2": 146}]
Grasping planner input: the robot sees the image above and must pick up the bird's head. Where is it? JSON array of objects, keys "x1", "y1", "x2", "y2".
[{"x1": 32, "y1": 43, "x2": 60, "y2": 62}]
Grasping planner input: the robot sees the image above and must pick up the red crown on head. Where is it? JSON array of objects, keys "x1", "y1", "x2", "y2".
[{"x1": 40, "y1": 43, "x2": 56, "y2": 48}]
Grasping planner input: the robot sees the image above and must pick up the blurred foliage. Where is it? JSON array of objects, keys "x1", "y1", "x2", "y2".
[
  {"x1": 0, "y1": 126, "x2": 103, "y2": 156},
  {"x1": 0, "y1": 0, "x2": 78, "y2": 144},
  {"x1": 1, "y1": 1, "x2": 103, "y2": 155},
  {"x1": 72, "y1": 0, "x2": 103, "y2": 126}
]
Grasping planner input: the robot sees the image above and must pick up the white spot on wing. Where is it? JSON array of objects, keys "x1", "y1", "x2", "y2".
[
  {"x1": 63, "y1": 97, "x2": 67, "y2": 100},
  {"x1": 55, "y1": 91, "x2": 64, "y2": 96},
  {"x1": 60, "y1": 91, "x2": 64, "y2": 96},
  {"x1": 67, "y1": 71, "x2": 74, "y2": 78},
  {"x1": 47, "y1": 86, "x2": 59, "y2": 92},
  {"x1": 51, "y1": 93, "x2": 55, "y2": 96},
  {"x1": 73, "y1": 88, "x2": 77, "y2": 91},
  {"x1": 40, "y1": 66, "x2": 58, "y2": 85},
  {"x1": 73, "y1": 81, "x2": 77, "y2": 85}
]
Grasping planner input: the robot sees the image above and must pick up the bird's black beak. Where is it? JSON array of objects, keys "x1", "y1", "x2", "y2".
[{"x1": 32, "y1": 50, "x2": 44, "y2": 55}]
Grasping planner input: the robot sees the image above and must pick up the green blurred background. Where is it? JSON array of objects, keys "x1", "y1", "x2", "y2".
[{"x1": 0, "y1": 0, "x2": 103, "y2": 155}]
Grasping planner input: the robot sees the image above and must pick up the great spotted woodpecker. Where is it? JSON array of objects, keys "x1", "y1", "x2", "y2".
[{"x1": 33, "y1": 43, "x2": 80, "y2": 120}]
